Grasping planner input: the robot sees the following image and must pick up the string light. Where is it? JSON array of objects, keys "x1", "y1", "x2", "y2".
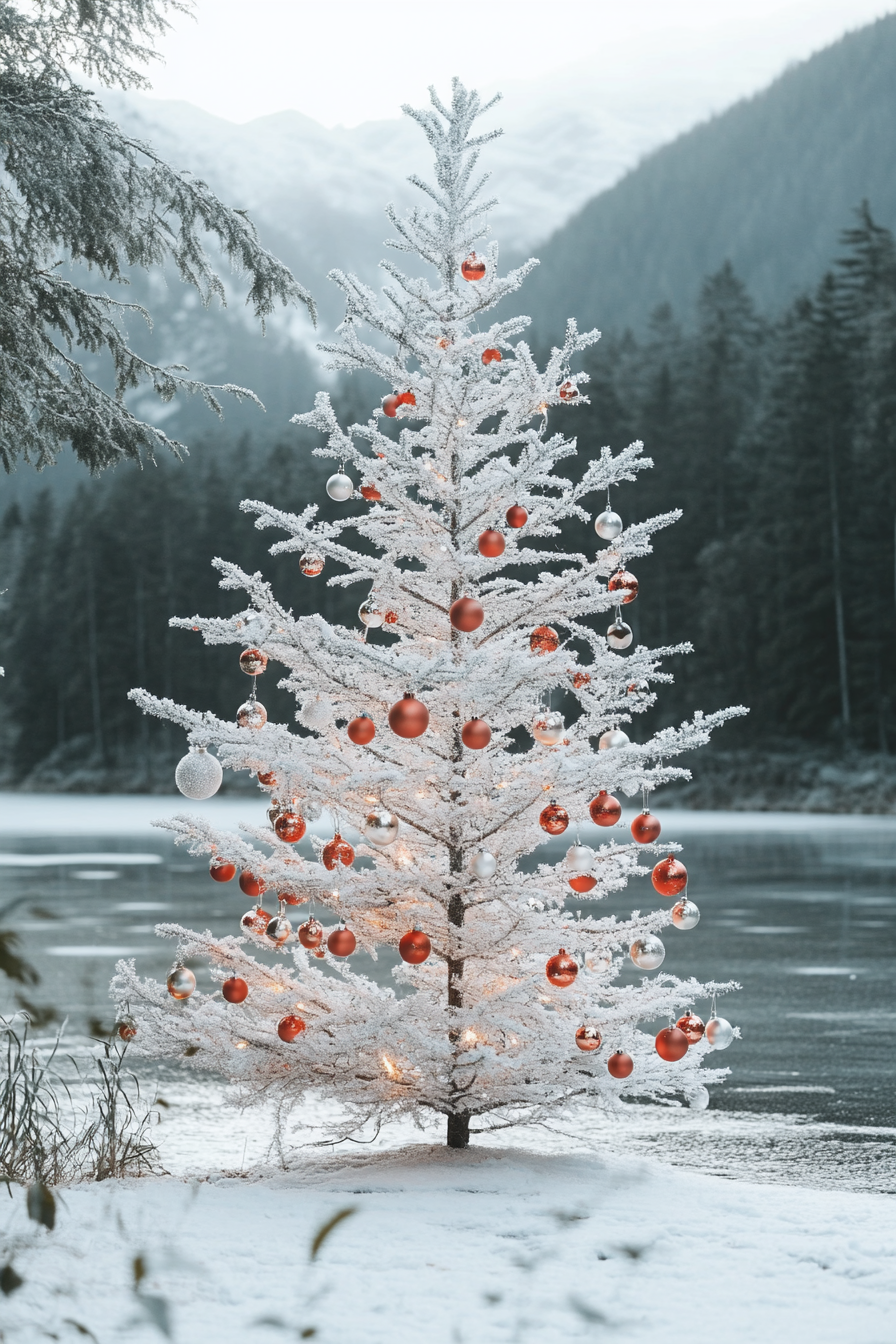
[{"x1": 382, "y1": 1055, "x2": 401, "y2": 1079}]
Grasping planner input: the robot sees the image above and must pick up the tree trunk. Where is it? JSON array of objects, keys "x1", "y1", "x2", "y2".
[
  {"x1": 827, "y1": 435, "x2": 850, "y2": 740},
  {"x1": 446, "y1": 1112, "x2": 470, "y2": 1148}
]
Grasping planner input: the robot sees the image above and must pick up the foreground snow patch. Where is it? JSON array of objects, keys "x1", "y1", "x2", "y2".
[{"x1": 3, "y1": 1147, "x2": 895, "y2": 1342}]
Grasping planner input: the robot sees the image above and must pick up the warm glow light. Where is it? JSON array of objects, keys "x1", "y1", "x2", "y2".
[
  {"x1": 457, "y1": 418, "x2": 466, "y2": 427},
  {"x1": 463, "y1": 1029, "x2": 478, "y2": 1044},
  {"x1": 381, "y1": 1055, "x2": 401, "y2": 1079},
  {"x1": 365, "y1": 794, "x2": 379, "y2": 802},
  {"x1": 235, "y1": 1040, "x2": 249, "y2": 1049}
]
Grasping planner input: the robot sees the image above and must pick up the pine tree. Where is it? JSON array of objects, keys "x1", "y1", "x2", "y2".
[{"x1": 114, "y1": 81, "x2": 743, "y2": 1148}]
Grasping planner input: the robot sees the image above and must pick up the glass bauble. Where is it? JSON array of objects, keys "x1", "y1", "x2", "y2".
[
  {"x1": 539, "y1": 802, "x2": 569, "y2": 835},
  {"x1": 575, "y1": 1026, "x2": 602, "y2": 1052},
  {"x1": 347, "y1": 715, "x2": 376, "y2": 745},
  {"x1": 589, "y1": 790, "x2": 621, "y2": 826},
  {"x1": 607, "y1": 1050, "x2": 634, "y2": 1078},
  {"x1": 606, "y1": 619, "x2": 633, "y2": 650},
  {"x1": 360, "y1": 483, "x2": 382, "y2": 501},
  {"x1": 599, "y1": 728, "x2": 630, "y2": 750},
  {"x1": 277, "y1": 889, "x2": 303, "y2": 906},
  {"x1": 275, "y1": 811, "x2": 306, "y2": 844},
  {"x1": 300, "y1": 553, "x2": 325, "y2": 577},
  {"x1": 545, "y1": 948, "x2": 578, "y2": 987},
  {"x1": 505, "y1": 504, "x2": 528, "y2": 528},
  {"x1": 594, "y1": 509, "x2": 623, "y2": 540},
  {"x1": 267, "y1": 800, "x2": 284, "y2": 827},
  {"x1": 300, "y1": 697, "x2": 331, "y2": 729},
  {"x1": 175, "y1": 746, "x2": 223, "y2": 800},
  {"x1": 362, "y1": 807, "x2": 399, "y2": 847},
  {"x1": 705, "y1": 1016, "x2": 734, "y2": 1050},
  {"x1": 257, "y1": 770, "x2": 277, "y2": 787},
  {"x1": 482, "y1": 348, "x2": 502, "y2": 365},
  {"x1": 530, "y1": 625, "x2": 559, "y2": 655},
  {"x1": 608, "y1": 569, "x2": 639, "y2": 604},
  {"x1": 240, "y1": 907, "x2": 271, "y2": 934},
  {"x1": 652, "y1": 855, "x2": 687, "y2": 897},
  {"x1": 630, "y1": 934, "x2": 665, "y2": 970},
  {"x1": 327, "y1": 923, "x2": 357, "y2": 957},
  {"x1": 656, "y1": 1026, "x2": 689, "y2": 1061},
  {"x1": 266, "y1": 915, "x2": 293, "y2": 945},
  {"x1": 298, "y1": 918, "x2": 324, "y2": 949},
  {"x1": 558, "y1": 380, "x2": 579, "y2": 401},
  {"x1": 209, "y1": 857, "x2": 236, "y2": 883},
  {"x1": 676, "y1": 1012, "x2": 705, "y2": 1044},
  {"x1": 470, "y1": 849, "x2": 496, "y2": 879},
  {"x1": 240, "y1": 647, "x2": 267, "y2": 676},
  {"x1": 222, "y1": 977, "x2": 249, "y2": 1003},
  {"x1": 397, "y1": 390, "x2": 416, "y2": 407},
  {"x1": 531, "y1": 711, "x2": 564, "y2": 746},
  {"x1": 461, "y1": 251, "x2": 486, "y2": 281},
  {"x1": 450, "y1": 597, "x2": 484, "y2": 632},
  {"x1": 116, "y1": 1017, "x2": 137, "y2": 1041},
  {"x1": 237, "y1": 699, "x2": 267, "y2": 729},
  {"x1": 167, "y1": 967, "x2": 196, "y2": 1000},
  {"x1": 388, "y1": 695, "x2": 429, "y2": 738},
  {"x1": 359, "y1": 598, "x2": 385, "y2": 628},
  {"x1": 478, "y1": 528, "x2": 505, "y2": 557},
  {"x1": 322, "y1": 834, "x2": 354, "y2": 870},
  {"x1": 277, "y1": 1014, "x2": 306, "y2": 1042},
  {"x1": 565, "y1": 844, "x2": 595, "y2": 873},
  {"x1": 569, "y1": 874, "x2": 597, "y2": 893},
  {"x1": 671, "y1": 898, "x2": 700, "y2": 930},
  {"x1": 239, "y1": 871, "x2": 265, "y2": 898},
  {"x1": 688, "y1": 1085, "x2": 710, "y2": 1111},
  {"x1": 326, "y1": 472, "x2": 353, "y2": 501},
  {"x1": 382, "y1": 393, "x2": 400, "y2": 418},
  {"x1": 461, "y1": 718, "x2": 491, "y2": 749},
  {"x1": 631, "y1": 811, "x2": 661, "y2": 844},
  {"x1": 399, "y1": 927, "x2": 431, "y2": 964}
]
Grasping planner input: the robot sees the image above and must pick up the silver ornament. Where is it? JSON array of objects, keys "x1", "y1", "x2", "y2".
[
  {"x1": 705, "y1": 1016, "x2": 734, "y2": 1050},
  {"x1": 531, "y1": 711, "x2": 564, "y2": 746},
  {"x1": 565, "y1": 844, "x2": 595, "y2": 872},
  {"x1": 175, "y1": 746, "x2": 223, "y2": 800},
  {"x1": 687, "y1": 1085, "x2": 710, "y2": 1111},
  {"x1": 630, "y1": 934, "x2": 665, "y2": 970},
  {"x1": 167, "y1": 967, "x2": 196, "y2": 1000},
  {"x1": 599, "y1": 728, "x2": 630, "y2": 751},
  {"x1": 671, "y1": 898, "x2": 700, "y2": 930},
  {"x1": 470, "y1": 848, "x2": 497, "y2": 879},
  {"x1": 358, "y1": 598, "x2": 385, "y2": 628},
  {"x1": 606, "y1": 618, "x2": 633, "y2": 650},
  {"x1": 266, "y1": 915, "x2": 293, "y2": 945},
  {"x1": 586, "y1": 949, "x2": 613, "y2": 973},
  {"x1": 362, "y1": 806, "x2": 400, "y2": 847},
  {"x1": 326, "y1": 472, "x2": 353, "y2": 502},
  {"x1": 299, "y1": 552, "x2": 325, "y2": 577},
  {"x1": 595, "y1": 509, "x2": 623, "y2": 540},
  {"x1": 237, "y1": 699, "x2": 267, "y2": 729}
]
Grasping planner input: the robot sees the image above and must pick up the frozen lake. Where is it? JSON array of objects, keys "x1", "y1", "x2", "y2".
[{"x1": 2, "y1": 795, "x2": 895, "y2": 1189}]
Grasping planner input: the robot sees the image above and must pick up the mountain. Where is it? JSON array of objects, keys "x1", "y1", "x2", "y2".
[{"x1": 523, "y1": 15, "x2": 896, "y2": 339}]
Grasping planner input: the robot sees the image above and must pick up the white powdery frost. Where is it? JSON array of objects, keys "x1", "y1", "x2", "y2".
[{"x1": 118, "y1": 80, "x2": 746, "y2": 1145}]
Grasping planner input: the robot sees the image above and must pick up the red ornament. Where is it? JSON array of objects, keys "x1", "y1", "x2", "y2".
[
  {"x1": 530, "y1": 625, "x2": 559, "y2": 655},
  {"x1": 298, "y1": 918, "x2": 324, "y2": 949},
  {"x1": 676, "y1": 1013, "x2": 705, "y2": 1044},
  {"x1": 607, "y1": 1051, "x2": 634, "y2": 1079},
  {"x1": 117, "y1": 1020, "x2": 137, "y2": 1041},
  {"x1": 545, "y1": 948, "x2": 578, "y2": 987},
  {"x1": 277, "y1": 889, "x2": 303, "y2": 906},
  {"x1": 575, "y1": 1026, "x2": 602, "y2": 1052},
  {"x1": 240, "y1": 907, "x2": 270, "y2": 934},
  {"x1": 275, "y1": 811, "x2": 306, "y2": 844},
  {"x1": 505, "y1": 504, "x2": 528, "y2": 529},
  {"x1": 209, "y1": 857, "x2": 236, "y2": 883},
  {"x1": 347, "y1": 715, "x2": 376, "y2": 745},
  {"x1": 477, "y1": 529, "x2": 505, "y2": 557},
  {"x1": 631, "y1": 812, "x2": 662, "y2": 844},
  {"x1": 239, "y1": 871, "x2": 265, "y2": 898},
  {"x1": 382, "y1": 393, "x2": 400, "y2": 418},
  {"x1": 399, "y1": 928, "x2": 431, "y2": 964},
  {"x1": 656, "y1": 1026, "x2": 689, "y2": 1062},
  {"x1": 397, "y1": 390, "x2": 416, "y2": 407},
  {"x1": 388, "y1": 695, "x2": 430, "y2": 738},
  {"x1": 571, "y1": 670, "x2": 591, "y2": 690},
  {"x1": 239, "y1": 648, "x2": 267, "y2": 675},
  {"x1": 277, "y1": 1015, "x2": 306, "y2": 1042},
  {"x1": 608, "y1": 570, "x2": 639, "y2": 605},
  {"x1": 559, "y1": 380, "x2": 579, "y2": 401},
  {"x1": 461, "y1": 251, "x2": 486, "y2": 281},
  {"x1": 300, "y1": 554, "x2": 325, "y2": 577},
  {"x1": 322, "y1": 834, "x2": 354, "y2": 870},
  {"x1": 482, "y1": 348, "x2": 502, "y2": 365},
  {"x1": 450, "y1": 597, "x2": 484, "y2": 632},
  {"x1": 360, "y1": 484, "x2": 382, "y2": 502},
  {"x1": 568, "y1": 874, "x2": 597, "y2": 893},
  {"x1": 327, "y1": 924, "x2": 357, "y2": 957},
  {"x1": 461, "y1": 718, "x2": 491, "y2": 749},
  {"x1": 257, "y1": 770, "x2": 277, "y2": 787},
  {"x1": 222, "y1": 977, "x2": 249, "y2": 1004},
  {"x1": 589, "y1": 791, "x2": 621, "y2": 827},
  {"x1": 652, "y1": 855, "x2": 688, "y2": 897},
  {"x1": 384, "y1": 610, "x2": 399, "y2": 625},
  {"x1": 539, "y1": 802, "x2": 569, "y2": 835}
]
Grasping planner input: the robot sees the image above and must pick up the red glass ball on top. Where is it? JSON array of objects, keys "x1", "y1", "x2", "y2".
[
  {"x1": 388, "y1": 695, "x2": 430, "y2": 739},
  {"x1": 322, "y1": 834, "x2": 354, "y2": 870},
  {"x1": 461, "y1": 718, "x2": 491, "y2": 750},
  {"x1": 278, "y1": 1014, "x2": 306, "y2": 1042},
  {"x1": 545, "y1": 949, "x2": 578, "y2": 987},
  {"x1": 327, "y1": 924, "x2": 357, "y2": 958},
  {"x1": 239, "y1": 871, "x2": 265, "y2": 898},
  {"x1": 607, "y1": 1051, "x2": 634, "y2": 1079},
  {"x1": 655, "y1": 1026, "x2": 689, "y2": 1062},
  {"x1": 239, "y1": 647, "x2": 267, "y2": 676},
  {"x1": 608, "y1": 569, "x2": 639, "y2": 604},
  {"x1": 257, "y1": 770, "x2": 277, "y2": 787},
  {"x1": 240, "y1": 907, "x2": 270, "y2": 935},
  {"x1": 631, "y1": 812, "x2": 662, "y2": 844},
  {"x1": 347, "y1": 715, "x2": 376, "y2": 745},
  {"x1": 478, "y1": 529, "x2": 505, "y2": 557},
  {"x1": 298, "y1": 918, "x2": 324, "y2": 949},
  {"x1": 450, "y1": 597, "x2": 484, "y2": 632},
  {"x1": 399, "y1": 928, "x2": 431, "y2": 964},
  {"x1": 568, "y1": 874, "x2": 597, "y2": 893},
  {"x1": 222, "y1": 977, "x2": 248, "y2": 1004},
  {"x1": 652, "y1": 855, "x2": 688, "y2": 897},
  {"x1": 505, "y1": 504, "x2": 528, "y2": 529},
  {"x1": 209, "y1": 857, "x2": 236, "y2": 883},
  {"x1": 275, "y1": 811, "x2": 306, "y2": 844},
  {"x1": 482, "y1": 348, "x2": 502, "y2": 365},
  {"x1": 530, "y1": 625, "x2": 559, "y2": 655},
  {"x1": 575, "y1": 1026, "x2": 602, "y2": 1052},
  {"x1": 589, "y1": 791, "x2": 621, "y2": 827},
  {"x1": 382, "y1": 393, "x2": 400, "y2": 418},
  {"x1": 676, "y1": 1013, "x2": 706, "y2": 1044},
  {"x1": 360, "y1": 483, "x2": 382, "y2": 502},
  {"x1": 539, "y1": 802, "x2": 569, "y2": 835},
  {"x1": 559, "y1": 380, "x2": 579, "y2": 401},
  {"x1": 461, "y1": 251, "x2": 486, "y2": 281}
]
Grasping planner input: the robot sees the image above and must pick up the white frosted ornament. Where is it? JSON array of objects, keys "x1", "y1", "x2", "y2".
[
  {"x1": 470, "y1": 849, "x2": 496, "y2": 879},
  {"x1": 565, "y1": 844, "x2": 594, "y2": 873},
  {"x1": 705, "y1": 1017, "x2": 734, "y2": 1050},
  {"x1": 687, "y1": 1085, "x2": 710, "y2": 1111},
  {"x1": 300, "y1": 697, "x2": 332, "y2": 730},
  {"x1": 607, "y1": 618, "x2": 633, "y2": 650},
  {"x1": 175, "y1": 746, "x2": 222, "y2": 800},
  {"x1": 630, "y1": 934, "x2": 665, "y2": 970},
  {"x1": 359, "y1": 598, "x2": 385, "y2": 629},
  {"x1": 599, "y1": 728, "x2": 630, "y2": 750},
  {"x1": 326, "y1": 472, "x2": 353, "y2": 502},
  {"x1": 595, "y1": 509, "x2": 623, "y2": 540},
  {"x1": 531, "y1": 711, "x2": 564, "y2": 746},
  {"x1": 672, "y1": 898, "x2": 700, "y2": 930},
  {"x1": 362, "y1": 807, "x2": 399, "y2": 847}
]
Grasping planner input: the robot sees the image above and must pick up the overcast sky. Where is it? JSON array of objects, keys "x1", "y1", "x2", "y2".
[{"x1": 141, "y1": 0, "x2": 894, "y2": 127}]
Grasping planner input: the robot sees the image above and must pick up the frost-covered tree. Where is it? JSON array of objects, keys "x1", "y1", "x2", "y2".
[
  {"x1": 116, "y1": 81, "x2": 744, "y2": 1149},
  {"x1": 0, "y1": 0, "x2": 315, "y2": 473}
]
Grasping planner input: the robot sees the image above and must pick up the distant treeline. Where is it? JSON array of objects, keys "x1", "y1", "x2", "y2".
[{"x1": 1, "y1": 205, "x2": 894, "y2": 789}]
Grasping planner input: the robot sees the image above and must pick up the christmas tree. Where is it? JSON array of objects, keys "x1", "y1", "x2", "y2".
[{"x1": 115, "y1": 81, "x2": 744, "y2": 1149}]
